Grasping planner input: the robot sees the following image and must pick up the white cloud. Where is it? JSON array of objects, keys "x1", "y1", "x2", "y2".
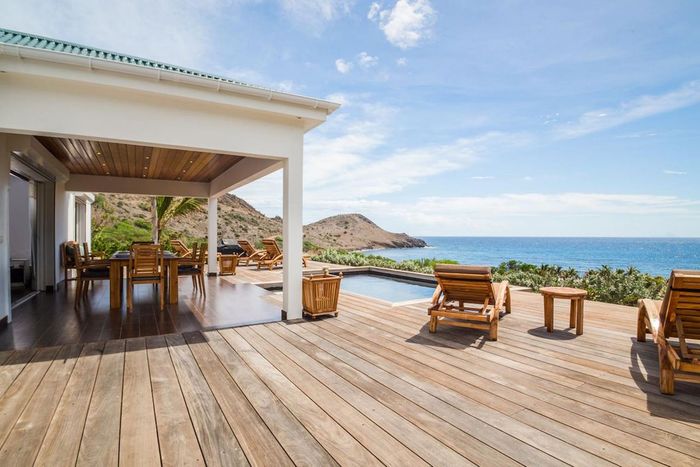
[
  {"x1": 335, "y1": 58, "x2": 353, "y2": 74},
  {"x1": 369, "y1": 0, "x2": 436, "y2": 49},
  {"x1": 471, "y1": 176, "x2": 495, "y2": 180},
  {"x1": 236, "y1": 95, "x2": 529, "y2": 221},
  {"x1": 376, "y1": 193, "x2": 700, "y2": 235},
  {"x1": 555, "y1": 80, "x2": 700, "y2": 139},
  {"x1": 279, "y1": 0, "x2": 355, "y2": 32},
  {"x1": 357, "y1": 52, "x2": 379, "y2": 68},
  {"x1": 664, "y1": 170, "x2": 687, "y2": 175},
  {"x1": 396, "y1": 57, "x2": 408, "y2": 66}
]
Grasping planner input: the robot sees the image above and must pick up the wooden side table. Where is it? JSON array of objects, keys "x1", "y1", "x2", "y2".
[{"x1": 540, "y1": 287, "x2": 587, "y2": 335}]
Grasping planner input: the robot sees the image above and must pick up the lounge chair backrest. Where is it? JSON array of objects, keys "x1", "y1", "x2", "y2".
[
  {"x1": 171, "y1": 239, "x2": 191, "y2": 258},
  {"x1": 434, "y1": 264, "x2": 495, "y2": 305},
  {"x1": 661, "y1": 269, "x2": 700, "y2": 339},
  {"x1": 262, "y1": 238, "x2": 282, "y2": 258},
  {"x1": 238, "y1": 240, "x2": 256, "y2": 256}
]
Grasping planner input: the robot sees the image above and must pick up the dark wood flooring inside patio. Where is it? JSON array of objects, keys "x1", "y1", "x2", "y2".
[
  {"x1": 0, "y1": 288, "x2": 698, "y2": 466},
  {"x1": 1, "y1": 277, "x2": 281, "y2": 350}
]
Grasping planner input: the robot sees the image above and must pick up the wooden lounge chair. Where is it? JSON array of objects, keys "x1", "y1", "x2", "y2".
[
  {"x1": 170, "y1": 239, "x2": 192, "y2": 258},
  {"x1": 428, "y1": 264, "x2": 511, "y2": 341},
  {"x1": 637, "y1": 270, "x2": 700, "y2": 394},
  {"x1": 72, "y1": 247, "x2": 110, "y2": 310},
  {"x1": 258, "y1": 238, "x2": 284, "y2": 270},
  {"x1": 178, "y1": 242, "x2": 207, "y2": 295},
  {"x1": 127, "y1": 244, "x2": 165, "y2": 310},
  {"x1": 237, "y1": 239, "x2": 267, "y2": 266},
  {"x1": 257, "y1": 238, "x2": 311, "y2": 270}
]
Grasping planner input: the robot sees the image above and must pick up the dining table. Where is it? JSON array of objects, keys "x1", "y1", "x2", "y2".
[{"x1": 108, "y1": 250, "x2": 182, "y2": 309}]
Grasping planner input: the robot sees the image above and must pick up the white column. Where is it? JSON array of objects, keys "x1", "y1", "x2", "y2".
[
  {"x1": 207, "y1": 196, "x2": 218, "y2": 275},
  {"x1": 0, "y1": 135, "x2": 11, "y2": 322},
  {"x1": 282, "y1": 145, "x2": 304, "y2": 319},
  {"x1": 54, "y1": 181, "x2": 71, "y2": 286}
]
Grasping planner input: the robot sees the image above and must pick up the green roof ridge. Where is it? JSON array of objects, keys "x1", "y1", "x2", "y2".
[{"x1": 0, "y1": 27, "x2": 272, "y2": 92}]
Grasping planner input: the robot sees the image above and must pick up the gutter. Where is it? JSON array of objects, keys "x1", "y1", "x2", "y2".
[{"x1": 0, "y1": 43, "x2": 341, "y2": 115}]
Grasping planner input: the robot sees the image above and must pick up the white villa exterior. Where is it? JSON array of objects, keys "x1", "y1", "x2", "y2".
[{"x1": 0, "y1": 29, "x2": 339, "y2": 324}]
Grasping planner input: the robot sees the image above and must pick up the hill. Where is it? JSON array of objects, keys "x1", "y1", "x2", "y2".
[{"x1": 92, "y1": 193, "x2": 426, "y2": 251}]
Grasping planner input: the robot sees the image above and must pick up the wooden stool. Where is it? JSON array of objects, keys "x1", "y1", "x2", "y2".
[
  {"x1": 218, "y1": 254, "x2": 238, "y2": 276},
  {"x1": 540, "y1": 287, "x2": 587, "y2": 335}
]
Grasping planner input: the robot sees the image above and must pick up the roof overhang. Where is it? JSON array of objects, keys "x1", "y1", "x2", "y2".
[{"x1": 0, "y1": 41, "x2": 340, "y2": 132}]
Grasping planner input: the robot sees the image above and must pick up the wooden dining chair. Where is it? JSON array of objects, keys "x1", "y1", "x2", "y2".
[
  {"x1": 81, "y1": 242, "x2": 106, "y2": 261},
  {"x1": 60, "y1": 241, "x2": 78, "y2": 287},
  {"x1": 72, "y1": 246, "x2": 110, "y2": 310},
  {"x1": 127, "y1": 244, "x2": 165, "y2": 310},
  {"x1": 178, "y1": 242, "x2": 207, "y2": 295}
]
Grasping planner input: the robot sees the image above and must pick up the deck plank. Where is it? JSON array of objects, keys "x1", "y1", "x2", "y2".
[
  {"x1": 146, "y1": 335, "x2": 205, "y2": 467},
  {"x1": 0, "y1": 344, "x2": 81, "y2": 465},
  {"x1": 0, "y1": 346, "x2": 61, "y2": 449},
  {"x1": 34, "y1": 342, "x2": 104, "y2": 467},
  {"x1": 183, "y1": 331, "x2": 294, "y2": 467},
  {"x1": 251, "y1": 324, "x2": 474, "y2": 466},
  {"x1": 164, "y1": 333, "x2": 249, "y2": 467},
  {"x1": 77, "y1": 339, "x2": 124, "y2": 467},
  {"x1": 120, "y1": 337, "x2": 160, "y2": 467},
  {"x1": 219, "y1": 327, "x2": 381, "y2": 467},
  {"x1": 204, "y1": 330, "x2": 338, "y2": 467}
]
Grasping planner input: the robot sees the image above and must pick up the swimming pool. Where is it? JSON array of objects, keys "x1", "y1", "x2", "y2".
[{"x1": 340, "y1": 273, "x2": 435, "y2": 303}]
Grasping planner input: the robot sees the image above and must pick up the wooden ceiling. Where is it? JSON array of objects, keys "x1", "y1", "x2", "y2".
[{"x1": 37, "y1": 137, "x2": 243, "y2": 182}]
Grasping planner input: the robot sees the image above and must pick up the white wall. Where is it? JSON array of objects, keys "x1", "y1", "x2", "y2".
[
  {"x1": 0, "y1": 135, "x2": 11, "y2": 321},
  {"x1": 54, "y1": 181, "x2": 70, "y2": 286},
  {"x1": 9, "y1": 175, "x2": 31, "y2": 261}
]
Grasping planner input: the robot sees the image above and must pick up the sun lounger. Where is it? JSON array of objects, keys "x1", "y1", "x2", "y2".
[
  {"x1": 428, "y1": 264, "x2": 511, "y2": 340},
  {"x1": 638, "y1": 269, "x2": 700, "y2": 394}
]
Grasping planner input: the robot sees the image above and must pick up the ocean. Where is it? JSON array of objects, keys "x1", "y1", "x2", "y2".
[{"x1": 366, "y1": 237, "x2": 700, "y2": 277}]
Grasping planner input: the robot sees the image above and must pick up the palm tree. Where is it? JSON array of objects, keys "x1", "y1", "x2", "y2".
[{"x1": 151, "y1": 196, "x2": 204, "y2": 243}]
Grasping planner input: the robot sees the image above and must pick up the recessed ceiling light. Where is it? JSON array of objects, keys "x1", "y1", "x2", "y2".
[
  {"x1": 182, "y1": 170, "x2": 186, "y2": 173},
  {"x1": 189, "y1": 160, "x2": 193, "y2": 163},
  {"x1": 96, "y1": 151, "x2": 102, "y2": 155},
  {"x1": 145, "y1": 156, "x2": 150, "y2": 159},
  {"x1": 143, "y1": 166, "x2": 148, "y2": 169}
]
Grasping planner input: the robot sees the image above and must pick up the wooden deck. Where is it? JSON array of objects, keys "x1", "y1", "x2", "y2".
[{"x1": 0, "y1": 273, "x2": 699, "y2": 465}]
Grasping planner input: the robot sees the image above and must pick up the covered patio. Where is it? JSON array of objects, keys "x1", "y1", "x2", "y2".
[{"x1": 0, "y1": 29, "x2": 339, "y2": 333}]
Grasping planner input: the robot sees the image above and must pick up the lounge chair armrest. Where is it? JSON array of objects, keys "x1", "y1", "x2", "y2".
[
  {"x1": 638, "y1": 299, "x2": 661, "y2": 339},
  {"x1": 430, "y1": 285, "x2": 443, "y2": 307},
  {"x1": 494, "y1": 281, "x2": 509, "y2": 311}
]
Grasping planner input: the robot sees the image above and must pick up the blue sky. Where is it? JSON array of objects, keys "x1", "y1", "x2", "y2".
[{"x1": 5, "y1": 0, "x2": 700, "y2": 236}]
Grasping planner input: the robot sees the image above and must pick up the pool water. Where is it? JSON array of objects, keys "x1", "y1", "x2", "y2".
[{"x1": 341, "y1": 273, "x2": 435, "y2": 303}]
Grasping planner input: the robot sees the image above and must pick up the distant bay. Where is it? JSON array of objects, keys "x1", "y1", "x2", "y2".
[{"x1": 366, "y1": 237, "x2": 700, "y2": 277}]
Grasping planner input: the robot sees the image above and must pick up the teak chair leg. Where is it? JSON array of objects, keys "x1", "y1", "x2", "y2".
[
  {"x1": 505, "y1": 287, "x2": 512, "y2": 314},
  {"x1": 637, "y1": 308, "x2": 647, "y2": 342},
  {"x1": 659, "y1": 347, "x2": 675, "y2": 395},
  {"x1": 489, "y1": 321, "x2": 498, "y2": 341},
  {"x1": 428, "y1": 315, "x2": 438, "y2": 333}
]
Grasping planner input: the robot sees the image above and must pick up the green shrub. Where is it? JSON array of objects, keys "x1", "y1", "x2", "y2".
[{"x1": 310, "y1": 249, "x2": 666, "y2": 306}]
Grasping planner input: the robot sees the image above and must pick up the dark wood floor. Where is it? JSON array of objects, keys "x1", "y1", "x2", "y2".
[{"x1": 1, "y1": 277, "x2": 282, "y2": 350}]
